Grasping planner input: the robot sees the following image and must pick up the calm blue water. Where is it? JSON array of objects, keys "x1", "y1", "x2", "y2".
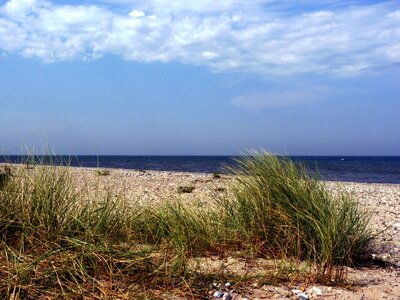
[{"x1": 1, "y1": 156, "x2": 400, "y2": 184}]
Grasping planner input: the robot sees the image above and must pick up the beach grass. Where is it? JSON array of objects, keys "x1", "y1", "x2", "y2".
[
  {"x1": 221, "y1": 152, "x2": 372, "y2": 281},
  {"x1": 0, "y1": 152, "x2": 372, "y2": 298}
]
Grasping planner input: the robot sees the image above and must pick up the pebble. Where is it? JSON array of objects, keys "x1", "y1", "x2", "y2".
[
  {"x1": 213, "y1": 290, "x2": 224, "y2": 298},
  {"x1": 309, "y1": 286, "x2": 322, "y2": 296},
  {"x1": 297, "y1": 293, "x2": 309, "y2": 300},
  {"x1": 292, "y1": 289, "x2": 310, "y2": 300}
]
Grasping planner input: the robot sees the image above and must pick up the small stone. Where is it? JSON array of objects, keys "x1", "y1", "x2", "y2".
[
  {"x1": 225, "y1": 282, "x2": 232, "y2": 288},
  {"x1": 373, "y1": 253, "x2": 391, "y2": 263},
  {"x1": 309, "y1": 286, "x2": 322, "y2": 296},
  {"x1": 213, "y1": 290, "x2": 224, "y2": 298},
  {"x1": 393, "y1": 223, "x2": 400, "y2": 229},
  {"x1": 297, "y1": 293, "x2": 309, "y2": 300}
]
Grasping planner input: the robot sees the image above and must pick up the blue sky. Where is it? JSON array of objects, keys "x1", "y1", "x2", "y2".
[{"x1": 0, "y1": 0, "x2": 399, "y2": 155}]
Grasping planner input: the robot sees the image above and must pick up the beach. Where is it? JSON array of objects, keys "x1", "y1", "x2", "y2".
[
  {"x1": 66, "y1": 166, "x2": 400, "y2": 299},
  {"x1": 2, "y1": 163, "x2": 400, "y2": 299}
]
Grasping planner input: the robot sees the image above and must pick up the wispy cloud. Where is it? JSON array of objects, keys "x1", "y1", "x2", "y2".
[
  {"x1": 0, "y1": 0, "x2": 399, "y2": 76},
  {"x1": 231, "y1": 86, "x2": 328, "y2": 111}
]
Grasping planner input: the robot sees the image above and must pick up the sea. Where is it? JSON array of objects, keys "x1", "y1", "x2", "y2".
[{"x1": 1, "y1": 156, "x2": 400, "y2": 184}]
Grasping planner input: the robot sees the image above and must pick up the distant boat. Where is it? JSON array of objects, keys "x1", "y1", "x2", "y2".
[{"x1": 341, "y1": 158, "x2": 345, "y2": 161}]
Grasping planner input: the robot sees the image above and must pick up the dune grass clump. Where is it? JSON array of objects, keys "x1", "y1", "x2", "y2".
[
  {"x1": 177, "y1": 185, "x2": 195, "y2": 194},
  {"x1": 212, "y1": 172, "x2": 221, "y2": 179},
  {"x1": 129, "y1": 202, "x2": 226, "y2": 278},
  {"x1": 0, "y1": 160, "x2": 229, "y2": 298},
  {"x1": 96, "y1": 169, "x2": 111, "y2": 176},
  {"x1": 0, "y1": 163, "x2": 183, "y2": 298},
  {"x1": 0, "y1": 164, "x2": 132, "y2": 244},
  {"x1": 222, "y1": 152, "x2": 372, "y2": 281}
]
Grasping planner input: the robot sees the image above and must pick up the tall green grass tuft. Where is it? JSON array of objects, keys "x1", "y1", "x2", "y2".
[
  {"x1": 0, "y1": 163, "x2": 133, "y2": 245},
  {"x1": 0, "y1": 163, "x2": 176, "y2": 298},
  {"x1": 222, "y1": 152, "x2": 372, "y2": 281}
]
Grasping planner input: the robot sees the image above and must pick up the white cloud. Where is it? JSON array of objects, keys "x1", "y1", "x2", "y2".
[
  {"x1": 3, "y1": 0, "x2": 40, "y2": 16},
  {"x1": 129, "y1": 10, "x2": 145, "y2": 18},
  {"x1": 0, "y1": 0, "x2": 399, "y2": 75}
]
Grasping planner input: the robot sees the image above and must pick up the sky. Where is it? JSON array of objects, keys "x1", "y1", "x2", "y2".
[{"x1": 0, "y1": 0, "x2": 399, "y2": 155}]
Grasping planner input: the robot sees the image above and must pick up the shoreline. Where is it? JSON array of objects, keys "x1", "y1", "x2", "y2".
[{"x1": 2, "y1": 157, "x2": 400, "y2": 184}]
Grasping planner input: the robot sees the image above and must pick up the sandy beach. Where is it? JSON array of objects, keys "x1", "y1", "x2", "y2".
[
  {"x1": 2, "y1": 163, "x2": 400, "y2": 299},
  {"x1": 62, "y1": 166, "x2": 400, "y2": 300}
]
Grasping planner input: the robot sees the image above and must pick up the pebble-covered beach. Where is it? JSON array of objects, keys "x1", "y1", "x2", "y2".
[
  {"x1": 66, "y1": 166, "x2": 400, "y2": 300},
  {"x1": 3, "y1": 164, "x2": 400, "y2": 299}
]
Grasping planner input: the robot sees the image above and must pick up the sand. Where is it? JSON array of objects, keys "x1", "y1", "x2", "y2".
[
  {"x1": 3, "y1": 164, "x2": 400, "y2": 299},
  {"x1": 65, "y1": 166, "x2": 400, "y2": 300}
]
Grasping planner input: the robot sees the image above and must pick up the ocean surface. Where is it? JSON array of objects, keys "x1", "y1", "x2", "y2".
[{"x1": 1, "y1": 156, "x2": 400, "y2": 184}]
